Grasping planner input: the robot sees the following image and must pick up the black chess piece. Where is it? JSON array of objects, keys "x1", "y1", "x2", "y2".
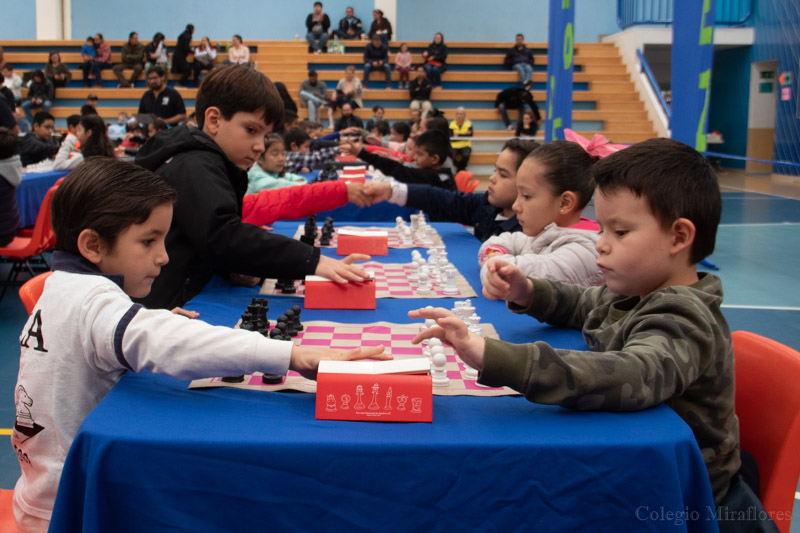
[
  {"x1": 276, "y1": 279, "x2": 296, "y2": 294},
  {"x1": 284, "y1": 309, "x2": 298, "y2": 337},
  {"x1": 261, "y1": 373, "x2": 284, "y2": 384},
  {"x1": 221, "y1": 375, "x2": 245, "y2": 383},
  {"x1": 240, "y1": 311, "x2": 255, "y2": 331},
  {"x1": 276, "y1": 321, "x2": 289, "y2": 340},
  {"x1": 290, "y1": 304, "x2": 303, "y2": 331},
  {"x1": 269, "y1": 328, "x2": 283, "y2": 339}
]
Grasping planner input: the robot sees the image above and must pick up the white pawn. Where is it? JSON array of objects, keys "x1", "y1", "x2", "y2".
[
  {"x1": 430, "y1": 344, "x2": 444, "y2": 363},
  {"x1": 443, "y1": 268, "x2": 459, "y2": 295},
  {"x1": 463, "y1": 363, "x2": 479, "y2": 380},
  {"x1": 467, "y1": 313, "x2": 482, "y2": 335},
  {"x1": 411, "y1": 250, "x2": 422, "y2": 261},
  {"x1": 408, "y1": 259, "x2": 420, "y2": 282},
  {"x1": 417, "y1": 269, "x2": 431, "y2": 294},
  {"x1": 431, "y1": 351, "x2": 450, "y2": 387},
  {"x1": 427, "y1": 338, "x2": 443, "y2": 359}
]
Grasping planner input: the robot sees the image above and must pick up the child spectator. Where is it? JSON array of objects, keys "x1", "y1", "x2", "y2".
[
  {"x1": 11, "y1": 157, "x2": 388, "y2": 530},
  {"x1": 343, "y1": 130, "x2": 455, "y2": 190},
  {"x1": 449, "y1": 107, "x2": 473, "y2": 172},
  {"x1": 364, "y1": 138, "x2": 537, "y2": 241},
  {"x1": 121, "y1": 121, "x2": 145, "y2": 150},
  {"x1": 0, "y1": 127, "x2": 22, "y2": 246},
  {"x1": 147, "y1": 118, "x2": 167, "y2": 138},
  {"x1": 44, "y1": 51, "x2": 71, "y2": 88},
  {"x1": 19, "y1": 111, "x2": 58, "y2": 167},
  {"x1": 113, "y1": 32, "x2": 145, "y2": 88},
  {"x1": 80, "y1": 93, "x2": 99, "y2": 116},
  {"x1": 192, "y1": 36, "x2": 217, "y2": 87},
  {"x1": 394, "y1": 43, "x2": 413, "y2": 89},
  {"x1": 134, "y1": 65, "x2": 369, "y2": 309},
  {"x1": 478, "y1": 141, "x2": 603, "y2": 288},
  {"x1": 421, "y1": 33, "x2": 447, "y2": 88},
  {"x1": 144, "y1": 32, "x2": 168, "y2": 72},
  {"x1": 80, "y1": 36, "x2": 97, "y2": 87},
  {"x1": 363, "y1": 35, "x2": 391, "y2": 89},
  {"x1": 283, "y1": 127, "x2": 340, "y2": 174},
  {"x1": 225, "y1": 35, "x2": 251, "y2": 66},
  {"x1": 409, "y1": 66, "x2": 433, "y2": 120},
  {"x1": 2, "y1": 64, "x2": 23, "y2": 106},
  {"x1": 369, "y1": 119, "x2": 390, "y2": 140},
  {"x1": 247, "y1": 134, "x2": 308, "y2": 193},
  {"x1": 298, "y1": 70, "x2": 333, "y2": 129},
  {"x1": 495, "y1": 86, "x2": 540, "y2": 131},
  {"x1": 364, "y1": 105, "x2": 385, "y2": 132},
  {"x1": 54, "y1": 114, "x2": 116, "y2": 170},
  {"x1": 411, "y1": 138, "x2": 771, "y2": 525},
  {"x1": 64, "y1": 114, "x2": 81, "y2": 137},
  {"x1": 21, "y1": 71, "x2": 54, "y2": 123},
  {"x1": 515, "y1": 109, "x2": 540, "y2": 137},
  {"x1": 108, "y1": 112, "x2": 129, "y2": 141}
]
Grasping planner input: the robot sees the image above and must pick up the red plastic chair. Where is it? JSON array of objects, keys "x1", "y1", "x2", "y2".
[
  {"x1": 732, "y1": 330, "x2": 800, "y2": 533},
  {"x1": 0, "y1": 487, "x2": 17, "y2": 532},
  {"x1": 454, "y1": 170, "x2": 479, "y2": 193},
  {"x1": 0, "y1": 182, "x2": 59, "y2": 303},
  {"x1": 18, "y1": 271, "x2": 53, "y2": 314}
]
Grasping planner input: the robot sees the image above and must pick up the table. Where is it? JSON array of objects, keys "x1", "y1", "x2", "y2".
[
  {"x1": 50, "y1": 222, "x2": 719, "y2": 532},
  {"x1": 16, "y1": 170, "x2": 69, "y2": 227}
]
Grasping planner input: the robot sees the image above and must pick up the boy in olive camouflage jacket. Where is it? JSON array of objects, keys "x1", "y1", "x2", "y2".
[{"x1": 411, "y1": 139, "x2": 777, "y2": 532}]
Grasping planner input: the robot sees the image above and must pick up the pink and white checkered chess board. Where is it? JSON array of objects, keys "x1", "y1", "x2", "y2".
[{"x1": 293, "y1": 225, "x2": 444, "y2": 249}]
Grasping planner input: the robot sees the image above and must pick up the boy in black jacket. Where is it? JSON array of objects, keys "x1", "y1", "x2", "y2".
[
  {"x1": 342, "y1": 130, "x2": 455, "y2": 190},
  {"x1": 135, "y1": 65, "x2": 369, "y2": 309},
  {"x1": 362, "y1": 139, "x2": 539, "y2": 241},
  {"x1": 19, "y1": 111, "x2": 58, "y2": 167}
]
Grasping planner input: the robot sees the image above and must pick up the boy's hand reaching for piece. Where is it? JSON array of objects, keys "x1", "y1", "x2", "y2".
[
  {"x1": 482, "y1": 259, "x2": 533, "y2": 307},
  {"x1": 315, "y1": 254, "x2": 371, "y2": 283},
  {"x1": 290, "y1": 344, "x2": 391, "y2": 380},
  {"x1": 363, "y1": 182, "x2": 392, "y2": 203},
  {"x1": 409, "y1": 307, "x2": 485, "y2": 372}
]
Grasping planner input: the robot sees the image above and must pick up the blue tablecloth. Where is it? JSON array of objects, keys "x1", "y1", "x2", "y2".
[
  {"x1": 50, "y1": 222, "x2": 719, "y2": 532},
  {"x1": 16, "y1": 170, "x2": 69, "y2": 227}
]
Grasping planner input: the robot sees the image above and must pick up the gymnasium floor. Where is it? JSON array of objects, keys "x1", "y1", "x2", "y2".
[{"x1": 0, "y1": 168, "x2": 798, "y2": 530}]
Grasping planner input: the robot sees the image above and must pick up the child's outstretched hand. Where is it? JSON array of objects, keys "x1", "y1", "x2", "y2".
[
  {"x1": 363, "y1": 182, "x2": 392, "y2": 204},
  {"x1": 171, "y1": 307, "x2": 200, "y2": 319},
  {"x1": 482, "y1": 259, "x2": 533, "y2": 306},
  {"x1": 340, "y1": 137, "x2": 363, "y2": 156},
  {"x1": 409, "y1": 307, "x2": 485, "y2": 373},
  {"x1": 345, "y1": 182, "x2": 370, "y2": 206},
  {"x1": 290, "y1": 344, "x2": 391, "y2": 380},
  {"x1": 315, "y1": 254, "x2": 371, "y2": 283}
]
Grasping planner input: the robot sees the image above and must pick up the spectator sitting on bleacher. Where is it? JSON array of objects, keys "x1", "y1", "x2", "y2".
[
  {"x1": 192, "y1": 37, "x2": 217, "y2": 87},
  {"x1": 45, "y1": 51, "x2": 71, "y2": 88},
  {"x1": 306, "y1": 2, "x2": 331, "y2": 54},
  {"x1": 80, "y1": 93, "x2": 98, "y2": 116},
  {"x1": 21, "y1": 71, "x2": 54, "y2": 124},
  {"x1": 335, "y1": 6, "x2": 364, "y2": 40},
  {"x1": 112, "y1": 32, "x2": 145, "y2": 88},
  {"x1": 494, "y1": 86, "x2": 540, "y2": 131},
  {"x1": 367, "y1": 9, "x2": 392, "y2": 46},
  {"x1": 19, "y1": 111, "x2": 58, "y2": 167},
  {"x1": 515, "y1": 109, "x2": 541, "y2": 137},
  {"x1": 395, "y1": 43, "x2": 412, "y2": 89},
  {"x1": 225, "y1": 35, "x2": 250, "y2": 67},
  {"x1": 364, "y1": 105, "x2": 385, "y2": 132},
  {"x1": 54, "y1": 113, "x2": 116, "y2": 170},
  {"x1": 421, "y1": 33, "x2": 447, "y2": 88},
  {"x1": 80, "y1": 36, "x2": 97, "y2": 87},
  {"x1": 333, "y1": 65, "x2": 363, "y2": 109},
  {"x1": 299, "y1": 70, "x2": 333, "y2": 129},
  {"x1": 92, "y1": 33, "x2": 114, "y2": 85},
  {"x1": 449, "y1": 107, "x2": 473, "y2": 172},
  {"x1": 0, "y1": 73, "x2": 15, "y2": 109},
  {"x1": 0, "y1": 126, "x2": 22, "y2": 247},
  {"x1": 145, "y1": 32, "x2": 168, "y2": 72},
  {"x1": 504, "y1": 33, "x2": 535, "y2": 90},
  {"x1": 334, "y1": 102, "x2": 363, "y2": 132},
  {"x1": 172, "y1": 24, "x2": 195, "y2": 87},
  {"x1": 108, "y1": 112, "x2": 129, "y2": 141},
  {"x1": 2, "y1": 64, "x2": 23, "y2": 106},
  {"x1": 139, "y1": 66, "x2": 187, "y2": 126},
  {"x1": 363, "y1": 35, "x2": 391, "y2": 89},
  {"x1": 409, "y1": 66, "x2": 433, "y2": 120}
]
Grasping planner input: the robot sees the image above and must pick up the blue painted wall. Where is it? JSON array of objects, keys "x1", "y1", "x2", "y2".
[
  {"x1": 748, "y1": 0, "x2": 800, "y2": 175},
  {"x1": 69, "y1": 0, "x2": 374, "y2": 41},
  {"x1": 396, "y1": 0, "x2": 619, "y2": 42},
  {"x1": 0, "y1": 1, "x2": 36, "y2": 39},
  {"x1": 708, "y1": 47, "x2": 751, "y2": 169}
]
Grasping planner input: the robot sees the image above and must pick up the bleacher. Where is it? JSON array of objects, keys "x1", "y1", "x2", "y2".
[{"x1": 1, "y1": 38, "x2": 656, "y2": 180}]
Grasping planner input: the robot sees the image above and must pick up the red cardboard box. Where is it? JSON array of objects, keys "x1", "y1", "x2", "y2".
[
  {"x1": 336, "y1": 229, "x2": 389, "y2": 256},
  {"x1": 304, "y1": 275, "x2": 376, "y2": 309},
  {"x1": 339, "y1": 176, "x2": 366, "y2": 184},
  {"x1": 315, "y1": 359, "x2": 433, "y2": 422}
]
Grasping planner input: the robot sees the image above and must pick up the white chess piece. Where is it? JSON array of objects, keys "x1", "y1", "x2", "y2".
[
  {"x1": 467, "y1": 313, "x2": 482, "y2": 335},
  {"x1": 463, "y1": 363, "x2": 479, "y2": 380},
  {"x1": 443, "y1": 268, "x2": 459, "y2": 295},
  {"x1": 408, "y1": 260, "x2": 420, "y2": 282},
  {"x1": 431, "y1": 351, "x2": 450, "y2": 387},
  {"x1": 417, "y1": 269, "x2": 432, "y2": 294},
  {"x1": 429, "y1": 344, "x2": 444, "y2": 363},
  {"x1": 426, "y1": 338, "x2": 442, "y2": 359}
]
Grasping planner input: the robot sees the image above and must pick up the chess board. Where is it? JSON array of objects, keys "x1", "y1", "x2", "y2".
[
  {"x1": 259, "y1": 262, "x2": 478, "y2": 299},
  {"x1": 189, "y1": 321, "x2": 519, "y2": 397},
  {"x1": 293, "y1": 225, "x2": 444, "y2": 249}
]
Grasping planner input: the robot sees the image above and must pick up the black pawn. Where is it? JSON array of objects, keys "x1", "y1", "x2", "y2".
[
  {"x1": 261, "y1": 373, "x2": 284, "y2": 384},
  {"x1": 269, "y1": 328, "x2": 283, "y2": 339},
  {"x1": 290, "y1": 304, "x2": 303, "y2": 331},
  {"x1": 284, "y1": 310, "x2": 298, "y2": 337},
  {"x1": 276, "y1": 321, "x2": 289, "y2": 341}
]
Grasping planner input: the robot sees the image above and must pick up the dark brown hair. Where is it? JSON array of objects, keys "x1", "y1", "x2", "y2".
[
  {"x1": 194, "y1": 64, "x2": 284, "y2": 130},
  {"x1": 528, "y1": 140, "x2": 596, "y2": 209},
  {"x1": 501, "y1": 138, "x2": 540, "y2": 170},
  {"x1": 592, "y1": 137, "x2": 721, "y2": 263},
  {"x1": 79, "y1": 114, "x2": 115, "y2": 158},
  {"x1": 0, "y1": 127, "x2": 18, "y2": 159},
  {"x1": 52, "y1": 158, "x2": 177, "y2": 254}
]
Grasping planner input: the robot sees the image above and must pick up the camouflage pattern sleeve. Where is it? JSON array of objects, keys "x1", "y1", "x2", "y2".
[{"x1": 507, "y1": 278, "x2": 607, "y2": 330}]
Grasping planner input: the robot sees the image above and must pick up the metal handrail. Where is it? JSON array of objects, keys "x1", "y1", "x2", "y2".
[
  {"x1": 617, "y1": 0, "x2": 753, "y2": 29},
  {"x1": 636, "y1": 49, "x2": 670, "y2": 120}
]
